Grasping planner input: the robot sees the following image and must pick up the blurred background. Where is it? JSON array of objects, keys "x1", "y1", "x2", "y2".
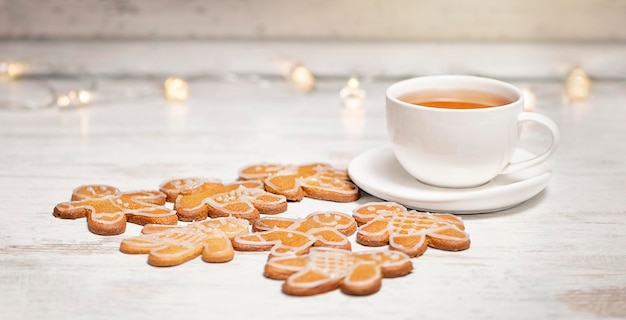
[
  {"x1": 1, "y1": 0, "x2": 624, "y2": 42},
  {"x1": 0, "y1": 0, "x2": 624, "y2": 110}
]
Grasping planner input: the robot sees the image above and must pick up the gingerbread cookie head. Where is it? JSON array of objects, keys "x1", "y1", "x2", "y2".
[
  {"x1": 352, "y1": 201, "x2": 407, "y2": 225},
  {"x1": 238, "y1": 164, "x2": 285, "y2": 181},
  {"x1": 120, "y1": 217, "x2": 250, "y2": 266},
  {"x1": 71, "y1": 184, "x2": 120, "y2": 201},
  {"x1": 159, "y1": 178, "x2": 210, "y2": 202},
  {"x1": 159, "y1": 178, "x2": 287, "y2": 222},
  {"x1": 239, "y1": 163, "x2": 360, "y2": 202},
  {"x1": 252, "y1": 211, "x2": 357, "y2": 250},
  {"x1": 353, "y1": 202, "x2": 470, "y2": 257},
  {"x1": 264, "y1": 247, "x2": 413, "y2": 296},
  {"x1": 54, "y1": 185, "x2": 177, "y2": 236}
]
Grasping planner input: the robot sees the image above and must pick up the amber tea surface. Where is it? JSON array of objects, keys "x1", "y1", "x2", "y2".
[{"x1": 399, "y1": 89, "x2": 514, "y2": 109}]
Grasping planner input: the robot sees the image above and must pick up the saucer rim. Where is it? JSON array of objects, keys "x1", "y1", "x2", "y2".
[{"x1": 348, "y1": 145, "x2": 552, "y2": 213}]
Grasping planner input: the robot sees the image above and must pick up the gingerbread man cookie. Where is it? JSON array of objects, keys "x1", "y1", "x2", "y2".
[
  {"x1": 160, "y1": 178, "x2": 287, "y2": 222},
  {"x1": 120, "y1": 217, "x2": 250, "y2": 267},
  {"x1": 54, "y1": 185, "x2": 177, "y2": 236},
  {"x1": 239, "y1": 163, "x2": 359, "y2": 202},
  {"x1": 353, "y1": 202, "x2": 470, "y2": 257},
  {"x1": 252, "y1": 211, "x2": 357, "y2": 250},
  {"x1": 265, "y1": 247, "x2": 413, "y2": 296}
]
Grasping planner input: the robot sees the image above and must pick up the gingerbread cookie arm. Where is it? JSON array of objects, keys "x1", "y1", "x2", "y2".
[
  {"x1": 356, "y1": 218, "x2": 392, "y2": 247},
  {"x1": 340, "y1": 262, "x2": 383, "y2": 296},
  {"x1": 264, "y1": 255, "x2": 309, "y2": 280},
  {"x1": 426, "y1": 224, "x2": 471, "y2": 251},
  {"x1": 232, "y1": 229, "x2": 315, "y2": 258},
  {"x1": 283, "y1": 268, "x2": 343, "y2": 296},
  {"x1": 342, "y1": 250, "x2": 414, "y2": 295},
  {"x1": 431, "y1": 213, "x2": 467, "y2": 230},
  {"x1": 307, "y1": 227, "x2": 352, "y2": 250},
  {"x1": 198, "y1": 218, "x2": 249, "y2": 262},
  {"x1": 300, "y1": 175, "x2": 359, "y2": 203},
  {"x1": 389, "y1": 233, "x2": 429, "y2": 258},
  {"x1": 87, "y1": 206, "x2": 128, "y2": 235},
  {"x1": 201, "y1": 232, "x2": 236, "y2": 263},
  {"x1": 54, "y1": 200, "x2": 92, "y2": 219}
]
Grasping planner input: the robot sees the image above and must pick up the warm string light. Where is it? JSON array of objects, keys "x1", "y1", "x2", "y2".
[
  {"x1": 290, "y1": 65, "x2": 316, "y2": 92},
  {"x1": 163, "y1": 77, "x2": 190, "y2": 102},
  {"x1": 56, "y1": 89, "x2": 94, "y2": 109},
  {"x1": 340, "y1": 76, "x2": 366, "y2": 110},
  {"x1": 7, "y1": 59, "x2": 590, "y2": 114},
  {"x1": 0, "y1": 60, "x2": 26, "y2": 80},
  {"x1": 565, "y1": 68, "x2": 591, "y2": 101},
  {"x1": 281, "y1": 60, "x2": 316, "y2": 93}
]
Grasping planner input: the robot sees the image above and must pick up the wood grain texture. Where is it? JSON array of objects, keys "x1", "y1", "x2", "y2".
[
  {"x1": 1, "y1": 0, "x2": 625, "y2": 41},
  {"x1": 1, "y1": 48, "x2": 625, "y2": 319}
]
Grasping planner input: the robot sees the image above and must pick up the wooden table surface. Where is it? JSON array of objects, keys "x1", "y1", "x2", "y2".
[{"x1": 1, "y1": 77, "x2": 625, "y2": 320}]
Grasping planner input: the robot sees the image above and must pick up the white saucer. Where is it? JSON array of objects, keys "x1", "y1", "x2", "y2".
[{"x1": 348, "y1": 146, "x2": 552, "y2": 214}]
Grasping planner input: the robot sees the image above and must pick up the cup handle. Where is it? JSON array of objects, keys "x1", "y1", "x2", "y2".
[{"x1": 500, "y1": 112, "x2": 560, "y2": 175}]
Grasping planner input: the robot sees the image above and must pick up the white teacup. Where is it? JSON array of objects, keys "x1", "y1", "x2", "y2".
[{"x1": 386, "y1": 75, "x2": 559, "y2": 188}]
